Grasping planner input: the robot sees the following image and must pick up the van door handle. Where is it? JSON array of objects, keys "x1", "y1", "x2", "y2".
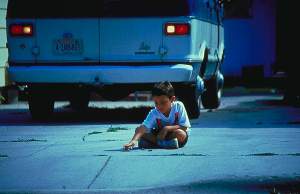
[
  {"x1": 159, "y1": 46, "x2": 168, "y2": 56},
  {"x1": 31, "y1": 46, "x2": 40, "y2": 56}
]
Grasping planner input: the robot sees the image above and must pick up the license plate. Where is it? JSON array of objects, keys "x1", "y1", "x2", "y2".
[{"x1": 53, "y1": 38, "x2": 83, "y2": 55}]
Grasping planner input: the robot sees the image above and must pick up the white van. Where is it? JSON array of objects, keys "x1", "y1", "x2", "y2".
[{"x1": 6, "y1": 0, "x2": 224, "y2": 119}]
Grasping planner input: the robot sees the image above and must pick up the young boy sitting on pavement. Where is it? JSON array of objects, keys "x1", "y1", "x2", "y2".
[{"x1": 123, "y1": 81, "x2": 191, "y2": 150}]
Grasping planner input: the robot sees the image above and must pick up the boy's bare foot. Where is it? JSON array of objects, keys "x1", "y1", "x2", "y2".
[
  {"x1": 138, "y1": 139, "x2": 158, "y2": 149},
  {"x1": 157, "y1": 138, "x2": 179, "y2": 149}
]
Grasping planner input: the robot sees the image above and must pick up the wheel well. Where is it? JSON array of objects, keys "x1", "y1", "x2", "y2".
[{"x1": 200, "y1": 48, "x2": 209, "y2": 77}]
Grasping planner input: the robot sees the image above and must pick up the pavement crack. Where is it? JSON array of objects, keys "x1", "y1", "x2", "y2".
[
  {"x1": 287, "y1": 153, "x2": 300, "y2": 156},
  {"x1": 13, "y1": 143, "x2": 56, "y2": 159},
  {"x1": 87, "y1": 156, "x2": 112, "y2": 189},
  {"x1": 242, "y1": 153, "x2": 300, "y2": 157},
  {"x1": 0, "y1": 138, "x2": 47, "y2": 143},
  {"x1": 27, "y1": 144, "x2": 55, "y2": 157},
  {"x1": 93, "y1": 154, "x2": 109, "y2": 157},
  {"x1": 243, "y1": 153, "x2": 278, "y2": 156}
]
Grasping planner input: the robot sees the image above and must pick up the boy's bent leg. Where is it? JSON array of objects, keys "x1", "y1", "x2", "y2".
[
  {"x1": 165, "y1": 129, "x2": 188, "y2": 148},
  {"x1": 141, "y1": 133, "x2": 157, "y2": 144},
  {"x1": 139, "y1": 133, "x2": 158, "y2": 148}
]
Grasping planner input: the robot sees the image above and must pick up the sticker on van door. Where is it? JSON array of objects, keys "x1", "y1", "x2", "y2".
[
  {"x1": 53, "y1": 33, "x2": 84, "y2": 55},
  {"x1": 135, "y1": 42, "x2": 155, "y2": 55}
]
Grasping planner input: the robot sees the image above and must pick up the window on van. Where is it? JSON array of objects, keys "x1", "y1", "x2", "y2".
[
  {"x1": 7, "y1": 0, "x2": 101, "y2": 18},
  {"x1": 100, "y1": 0, "x2": 190, "y2": 17},
  {"x1": 7, "y1": 0, "x2": 190, "y2": 19}
]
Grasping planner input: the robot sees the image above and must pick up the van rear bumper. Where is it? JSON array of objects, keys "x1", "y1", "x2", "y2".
[{"x1": 8, "y1": 64, "x2": 194, "y2": 84}]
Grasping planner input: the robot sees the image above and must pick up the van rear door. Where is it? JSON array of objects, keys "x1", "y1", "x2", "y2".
[
  {"x1": 100, "y1": 0, "x2": 191, "y2": 63},
  {"x1": 100, "y1": 18, "x2": 164, "y2": 62},
  {"x1": 34, "y1": 1, "x2": 100, "y2": 64},
  {"x1": 7, "y1": 0, "x2": 100, "y2": 64},
  {"x1": 36, "y1": 19, "x2": 99, "y2": 64}
]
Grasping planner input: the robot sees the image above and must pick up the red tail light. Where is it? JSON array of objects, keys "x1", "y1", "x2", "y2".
[
  {"x1": 10, "y1": 24, "x2": 33, "y2": 36},
  {"x1": 165, "y1": 23, "x2": 190, "y2": 36}
]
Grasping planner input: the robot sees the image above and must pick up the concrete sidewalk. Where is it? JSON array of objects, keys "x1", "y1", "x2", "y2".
[
  {"x1": 1, "y1": 126, "x2": 300, "y2": 193},
  {"x1": 0, "y1": 94, "x2": 300, "y2": 193}
]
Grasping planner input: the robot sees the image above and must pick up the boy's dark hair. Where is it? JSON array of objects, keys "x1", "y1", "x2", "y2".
[{"x1": 152, "y1": 81, "x2": 175, "y2": 98}]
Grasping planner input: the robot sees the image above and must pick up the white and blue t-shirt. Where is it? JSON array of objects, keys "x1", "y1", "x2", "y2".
[{"x1": 142, "y1": 101, "x2": 191, "y2": 133}]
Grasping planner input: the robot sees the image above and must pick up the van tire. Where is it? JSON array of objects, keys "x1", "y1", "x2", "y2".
[
  {"x1": 100, "y1": 86, "x2": 132, "y2": 101},
  {"x1": 69, "y1": 91, "x2": 90, "y2": 111},
  {"x1": 283, "y1": 90, "x2": 300, "y2": 106},
  {"x1": 28, "y1": 87, "x2": 54, "y2": 121},
  {"x1": 100, "y1": 92, "x2": 130, "y2": 101},
  {"x1": 177, "y1": 85, "x2": 200, "y2": 119},
  {"x1": 201, "y1": 76, "x2": 222, "y2": 109}
]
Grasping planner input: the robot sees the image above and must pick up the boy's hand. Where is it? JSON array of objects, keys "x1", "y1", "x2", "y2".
[{"x1": 123, "y1": 141, "x2": 136, "y2": 151}]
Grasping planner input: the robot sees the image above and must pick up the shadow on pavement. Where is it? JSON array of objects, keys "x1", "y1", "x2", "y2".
[
  {"x1": 163, "y1": 178, "x2": 300, "y2": 194},
  {"x1": 0, "y1": 106, "x2": 152, "y2": 126},
  {"x1": 1, "y1": 97, "x2": 300, "y2": 128},
  {"x1": 192, "y1": 97, "x2": 300, "y2": 128}
]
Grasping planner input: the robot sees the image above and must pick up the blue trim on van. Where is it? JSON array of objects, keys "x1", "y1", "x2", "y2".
[{"x1": 9, "y1": 62, "x2": 194, "y2": 67}]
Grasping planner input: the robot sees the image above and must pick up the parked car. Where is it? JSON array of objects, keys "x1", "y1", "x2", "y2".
[{"x1": 6, "y1": 0, "x2": 225, "y2": 120}]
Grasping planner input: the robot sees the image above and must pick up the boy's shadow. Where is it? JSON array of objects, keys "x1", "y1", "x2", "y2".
[{"x1": 104, "y1": 147, "x2": 142, "y2": 152}]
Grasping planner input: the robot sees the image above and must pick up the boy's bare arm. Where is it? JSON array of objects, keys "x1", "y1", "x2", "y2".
[
  {"x1": 123, "y1": 125, "x2": 147, "y2": 150},
  {"x1": 163, "y1": 125, "x2": 187, "y2": 132},
  {"x1": 131, "y1": 125, "x2": 147, "y2": 142}
]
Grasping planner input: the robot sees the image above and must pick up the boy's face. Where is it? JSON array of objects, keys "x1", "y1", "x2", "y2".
[{"x1": 153, "y1": 95, "x2": 176, "y2": 114}]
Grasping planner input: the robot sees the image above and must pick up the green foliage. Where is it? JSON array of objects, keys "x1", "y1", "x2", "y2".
[
  {"x1": 0, "y1": 94, "x2": 5, "y2": 103},
  {"x1": 107, "y1": 126, "x2": 129, "y2": 132}
]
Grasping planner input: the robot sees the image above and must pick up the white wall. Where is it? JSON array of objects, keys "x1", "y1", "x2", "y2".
[{"x1": 0, "y1": 0, "x2": 8, "y2": 87}]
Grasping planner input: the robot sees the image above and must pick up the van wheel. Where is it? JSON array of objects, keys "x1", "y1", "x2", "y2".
[
  {"x1": 100, "y1": 86, "x2": 132, "y2": 101},
  {"x1": 177, "y1": 85, "x2": 201, "y2": 119},
  {"x1": 100, "y1": 92, "x2": 131, "y2": 101},
  {"x1": 201, "y1": 75, "x2": 222, "y2": 109},
  {"x1": 28, "y1": 87, "x2": 54, "y2": 121},
  {"x1": 283, "y1": 91, "x2": 300, "y2": 106},
  {"x1": 69, "y1": 91, "x2": 90, "y2": 111}
]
